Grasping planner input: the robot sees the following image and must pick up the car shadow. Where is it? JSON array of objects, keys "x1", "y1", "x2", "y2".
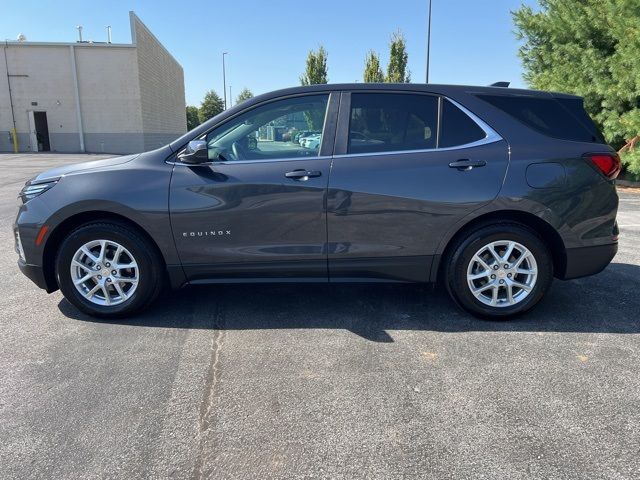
[{"x1": 58, "y1": 262, "x2": 640, "y2": 342}]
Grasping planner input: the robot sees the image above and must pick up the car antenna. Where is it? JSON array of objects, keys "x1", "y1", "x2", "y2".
[{"x1": 490, "y1": 81, "x2": 510, "y2": 87}]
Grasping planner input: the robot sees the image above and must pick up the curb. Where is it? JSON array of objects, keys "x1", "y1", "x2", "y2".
[{"x1": 617, "y1": 179, "x2": 640, "y2": 189}]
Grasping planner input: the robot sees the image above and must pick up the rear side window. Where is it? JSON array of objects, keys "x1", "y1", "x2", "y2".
[
  {"x1": 476, "y1": 94, "x2": 603, "y2": 143},
  {"x1": 439, "y1": 100, "x2": 487, "y2": 148},
  {"x1": 348, "y1": 93, "x2": 438, "y2": 154},
  {"x1": 558, "y1": 97, "x2": 605, "y2": 143}
]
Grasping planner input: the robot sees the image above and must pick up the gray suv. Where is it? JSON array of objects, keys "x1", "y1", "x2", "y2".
[{"x1": 14, "y1": 84, "x2": 620, "y2": 319}]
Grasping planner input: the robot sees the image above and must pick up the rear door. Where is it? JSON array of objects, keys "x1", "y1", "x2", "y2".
[{"x1": 327, "y1": 91, "x2": 509, "y2": 282}]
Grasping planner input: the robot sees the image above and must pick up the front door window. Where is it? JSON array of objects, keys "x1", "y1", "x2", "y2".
[{"x1": 205, "y1": 95, "x2": 329, "y2": 161}]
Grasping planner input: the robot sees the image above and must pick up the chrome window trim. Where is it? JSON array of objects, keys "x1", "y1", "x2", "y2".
[
  {"x1": 167, "y1": 155, "x2": 333, "y2": 167},
  {"x1": 339, "y1": 94, "x2": 503, "y2": 159},
  {"x1": 446, "y1": 97, "x2": 502, "y2": 146},
  {"x1": 168, "y1": 93, "x2": 504, "y2": 164},
  {"x1": 332, "y1": 137, "x2": 502, "y2": 159}
]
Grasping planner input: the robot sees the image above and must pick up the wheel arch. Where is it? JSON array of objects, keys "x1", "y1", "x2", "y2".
[
  {"x1": 42, "y1": 211, "x2": 166, "y2": 293},
  {"x1": 432, "y1": 209, "x2": 567, "y2": 284}
]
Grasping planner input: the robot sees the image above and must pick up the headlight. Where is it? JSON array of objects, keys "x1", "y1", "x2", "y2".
[{"x1": 19, "y1": 180, "x2": 57, "y2": 203}]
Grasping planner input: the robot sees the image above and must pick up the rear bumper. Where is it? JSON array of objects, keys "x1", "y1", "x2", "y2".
[
  {"x1": 18, "y1": 260, "x2": 50, "y2": 291},
  {"x1": 560, "y1": 243, "x2": 618, "y2": 280}
]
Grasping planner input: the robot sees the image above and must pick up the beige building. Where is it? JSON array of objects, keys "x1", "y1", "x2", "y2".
[{"x1": 0, "y1": 12, "x2": 186, "y2": 154}]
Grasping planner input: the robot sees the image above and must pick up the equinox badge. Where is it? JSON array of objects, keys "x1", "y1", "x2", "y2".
[{"x1": 182, "y1": 230, "x2": 231, "y2": 237}]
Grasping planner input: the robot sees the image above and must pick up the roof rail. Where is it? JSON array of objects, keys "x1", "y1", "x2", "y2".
[{"x1": 490, "y1": 81, "x2": 510, "y2": 88}]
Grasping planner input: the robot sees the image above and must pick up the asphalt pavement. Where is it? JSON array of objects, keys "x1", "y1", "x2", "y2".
[{"x1": 1, "y1": 153, "x2": 639, "y2": 479}]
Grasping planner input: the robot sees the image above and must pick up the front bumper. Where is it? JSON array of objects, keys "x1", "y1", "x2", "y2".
[
  {"x1": 18, "y1": 259, "x2": 49, "y2": 290},
  {"x1": 14, "y1": 195, "x2": 56, "y2": 292},
  {"x1": 560, "y1": 242, "x2": 618, "y2": 280}
]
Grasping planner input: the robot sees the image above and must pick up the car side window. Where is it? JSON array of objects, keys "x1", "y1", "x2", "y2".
[
  {"x1": 439, "y1": 99, "x2": 487, "y2": 148},
  {"x1": 205, "y1": 94, "x2": 329, "y2": 161},
  {"x1": 348, "y1": 93, "x2": 438, "y2": 154},
  {"x1": 475, "y1": 94, "x2": 601, "y2": 143}
]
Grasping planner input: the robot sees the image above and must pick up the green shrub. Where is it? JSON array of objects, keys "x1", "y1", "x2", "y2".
[{"x1": 621, "y1": 149, "x2": 640, "y2": 178}]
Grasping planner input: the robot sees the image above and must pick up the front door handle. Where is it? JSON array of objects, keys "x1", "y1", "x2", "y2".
[
  {"x1": 448, "y1": 159, "x2": 487, "y2": 171},
  {"x1": 285, "y1": 169, "x2": 322, "y2": 180}
]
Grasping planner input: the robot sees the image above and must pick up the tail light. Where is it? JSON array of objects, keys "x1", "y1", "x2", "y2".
[{"x1": 584, "y1": 152, "x2": 621, "y2": 179}]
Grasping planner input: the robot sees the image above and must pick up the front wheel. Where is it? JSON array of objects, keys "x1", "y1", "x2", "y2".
[
  {"x1": 445, "y1": 223, "x2": 553, "y2": 319},
  {"x1": 56, "y1": 222, "x2": 164, "y2": 318}
]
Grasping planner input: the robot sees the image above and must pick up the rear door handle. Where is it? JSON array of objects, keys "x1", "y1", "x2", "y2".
[
  {"x1": 285, "y1": 169, "x2": 322, "y2": 180},
  {"x1": 448, "y1": 159, "x2": 487, "y2": 170}
]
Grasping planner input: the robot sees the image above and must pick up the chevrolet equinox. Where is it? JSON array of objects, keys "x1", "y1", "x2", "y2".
[{"x1": 14, "y1": 84, "x2": 620, "y2": 319}]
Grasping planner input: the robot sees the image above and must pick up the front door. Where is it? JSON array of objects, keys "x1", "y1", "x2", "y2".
[
  {"x1": 327, "y1": 91, "x2": 509, "y2": 282},
  {"x1": 170, "y1": 93, "x2": 337, "y2": 281}
]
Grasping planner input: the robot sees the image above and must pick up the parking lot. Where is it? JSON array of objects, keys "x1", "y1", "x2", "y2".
[{"x1": 1, "y1": 153, "x2": 639, "y2": 479}]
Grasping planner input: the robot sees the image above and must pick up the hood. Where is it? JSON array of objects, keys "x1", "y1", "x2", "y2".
[{"x1": 30, "y1": 154, "x2": 139, "y2": 184}]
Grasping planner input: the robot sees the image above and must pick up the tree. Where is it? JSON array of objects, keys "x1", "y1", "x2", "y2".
[
  {"x1": 236, "y1": 88, "x2": 254, "y2": 104},
  {"x1": 300, "y1": 46, "x2": 328, "y2": 85},
  {"x1": 363, "y1": 50, "x2": 385, "y2": 83},
  {"x1": 198, "y1": 90, "x2": 225, "y2": 123},
  {"x1": 186, "y1": 106, "x2": 200, "y2": 131},
  {"x1": 513, "y1": 0, "x2": 640, "y2": 175},
  {"x1": 386, "y1": 31, "x2": 410, "y2": 83}
]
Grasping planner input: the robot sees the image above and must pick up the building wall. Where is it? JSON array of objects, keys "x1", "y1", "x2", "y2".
[
  {"x1": 0, "y1": 45, "x2": 82, "y2": 152},
  {"x1": 75, "y1": 45, "x2": 145, "y2": 153},
  {"x1": 0, "y1": 43, "x2": 145, "y2": 154},
  {"x1": 0, "y1": 12, "x2": 186, "y2": 154},
  {"x1": 131, "y1": 13, "x2": 187, "y2": 151}
]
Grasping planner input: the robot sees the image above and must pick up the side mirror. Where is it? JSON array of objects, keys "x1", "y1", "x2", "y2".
[{"x1": 178, "y1": 140, "x2": 209, "y2": 164}]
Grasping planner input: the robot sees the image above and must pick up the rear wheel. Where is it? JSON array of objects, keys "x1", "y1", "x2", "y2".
[
  {"x1": 445, "y1": 223, "x2": 553, "y2": 319},
  {"x1": 56, "y1": 222, "x2": 164, "y2": 317}
]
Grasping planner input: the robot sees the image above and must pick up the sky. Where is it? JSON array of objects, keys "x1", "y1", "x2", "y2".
[{"x1": 1, "y1": 0, "x2": 537, "y2": 106}]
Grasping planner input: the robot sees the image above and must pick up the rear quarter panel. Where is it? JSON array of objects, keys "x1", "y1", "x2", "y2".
[
  {"x1": 438, "y1": 88, "x2": 618, "y2": 250},
  {"x1": 500, "y1": 140, "x2": 618, "y2": 248}
]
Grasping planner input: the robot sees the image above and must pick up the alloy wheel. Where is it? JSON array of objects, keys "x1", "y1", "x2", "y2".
[
  {"x1": 70, "y1": 239, "x2": 139, "y2": 306},
  {"x1": 466, "y1": 240, "x2": 538, "y2": 308}
]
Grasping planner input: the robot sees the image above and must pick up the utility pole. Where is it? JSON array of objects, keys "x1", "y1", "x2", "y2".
[
  {"x1": 222, "y1": 51, "x2": 228, "y2": 110},
  {"x1": 229, "y1": 85, "x2": 232, "y2": 108},
  {"x1": 426, "y1": 0, "x2": 432, "y2": 83}
]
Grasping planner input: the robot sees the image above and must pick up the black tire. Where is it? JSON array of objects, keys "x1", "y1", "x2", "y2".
[
  {"x1": 444, "y1": 222, "x2": 553, "y2": 319},
  {"x1": 55, "y1": 222, "x2": 164, "y2": 318}
]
